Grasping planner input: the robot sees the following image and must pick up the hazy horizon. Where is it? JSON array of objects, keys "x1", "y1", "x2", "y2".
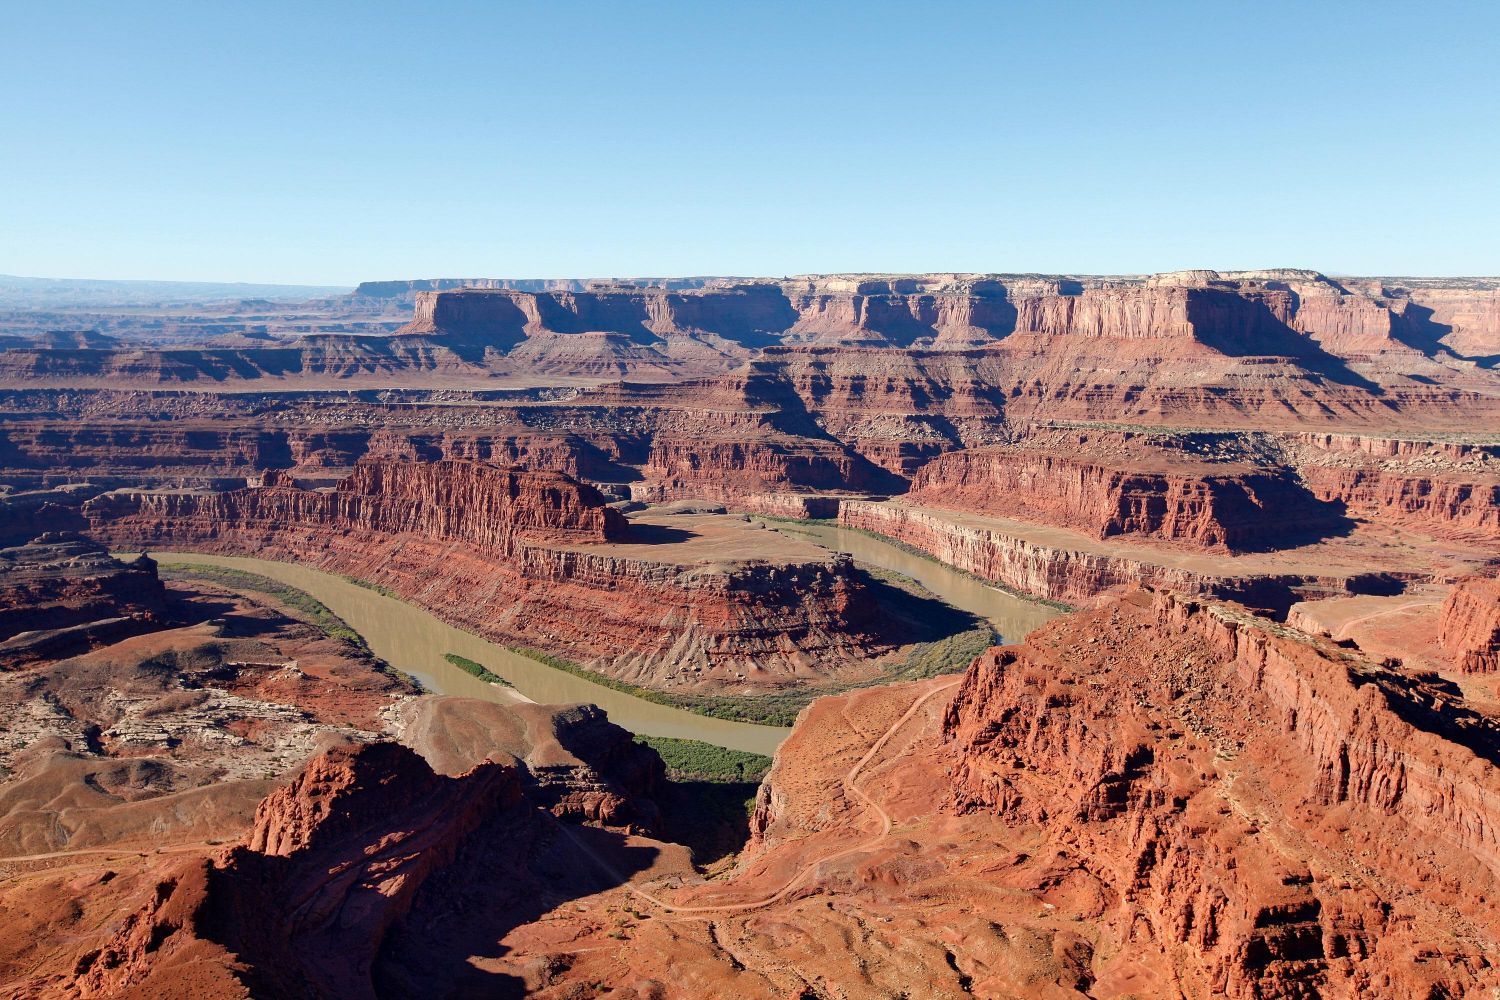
[
  {"x1": 4, "y1": 1, "x2": 1497, "y2": 283},
  {"x1": 9, "y1": 264, "x2": 1500, "y2": 290}
]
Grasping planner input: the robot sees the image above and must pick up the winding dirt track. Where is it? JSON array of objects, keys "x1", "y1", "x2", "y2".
[
  {"x1": 558, "y1": 678, "x2": 963, "y2": 916},
  {"x1": 1334, "y1": 599, "x2": 1442, "y2": 640},
  {"x1": 6, "y1": 679, "x2": 959, "y2": 922},
  {"x1": 0, "y1": 843, "x2": 208, "y2": 865}
]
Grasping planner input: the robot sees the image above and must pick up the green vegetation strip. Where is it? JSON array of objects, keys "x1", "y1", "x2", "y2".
[
  {"x1": 343, "y1": 574, "x2": 399, "y2": 599},
  {"x1": 636, "y1": 735, "x2": 772, "y2": 783},
  {"x1": 443, "y1": 653, "x2": 513, "y2": 687},
  {"x1": 507, "y1": 624, "x2": 993, "y2": 728}
]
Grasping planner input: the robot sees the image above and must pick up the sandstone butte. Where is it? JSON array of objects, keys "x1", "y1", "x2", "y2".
[{"x1": 1, "y1": 268, "x2": 1499, "y2": 999}]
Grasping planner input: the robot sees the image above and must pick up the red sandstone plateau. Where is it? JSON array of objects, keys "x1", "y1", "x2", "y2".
[{"x1": 2, "y1": 269, "x2": 1499, "y2": 999}]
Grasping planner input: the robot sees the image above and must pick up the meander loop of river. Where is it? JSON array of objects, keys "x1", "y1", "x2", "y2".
[{"x1": 123, "y1": 525, "x2": 1056, "y2": 756}]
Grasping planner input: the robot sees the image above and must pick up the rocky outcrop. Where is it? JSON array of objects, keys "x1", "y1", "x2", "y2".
[
  {"x1": 943, "y1": 589, "x2": 1500, "y2": 998},
  {"x1": 1303, "y1": 466, "x2": 1500, "y2": 536},
  {"x1": 906, "y1": 441, "x2": 1342, "y2": 551},
  {"x1": 73, "y1": 742, "x2": 528, "y2": 999},
  {"x1": 1440, "y1": 575, "x2": 1500, "y2": 672},
  {"x1": 86, "y1": 459, "x2": 628, "y2": 551},
  {"x1": 0, "y1": 534, "x2": 166, "y2": 661},
  {"x1": 638, "y1": 436, "x2": 888, "y2": 503},
  {"x1": 1288, "y1": 433, "x2": 1500, "y2": 539},
  {"x1": 66, "y1": 712, "x2": 683, "y2": 1000},
  {"x1": 396, "y1": 697, "x2": 666, "y2": 832}
]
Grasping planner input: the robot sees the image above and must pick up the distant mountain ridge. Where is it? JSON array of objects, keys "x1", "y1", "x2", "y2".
[{"x1": 0, "y1": 274, "x2": 352, "y2": 308}]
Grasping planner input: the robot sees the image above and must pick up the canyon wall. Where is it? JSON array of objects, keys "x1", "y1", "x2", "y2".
[
  {"x1": 85, "y1": 460, "x2": 626, "y2": 550},
  {"x1": 905, "y1": 444, "x2": 1340, "y2": 551},
  {"x1": 70, "y1": 734, "x2": 667, "y2": 1000},
  {"x1": 395, "y1": 270, "x2": 1463, "y2": 355},
  {"x1": 943, "y1": 589, "x2": 1500, "y2": 997},
  {"x1": 1440, "y1": 575, "x2": 1500, "y2": 673},
  {"x1": 0, "y1": 535, "x2": 167, "y2": 661},
  {"x1": 5, "y1": 271, "x2": 1497, "y2": 438},
  {"x1": 1290, "y1": 432, "x2": 1500, "y2": 540},
  {"x1": 837, "y1": 499, "x2": 1376, "y2": 611},
  {"x1": 83, "y1": 459, "x2": 898, "y2": 686}
]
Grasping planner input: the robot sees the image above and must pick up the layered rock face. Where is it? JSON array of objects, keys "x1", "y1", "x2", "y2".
[
  {"x1": 1440, "y1": 575, "x2": 1500, "y2": 672},
  {"x1": 838, "y1": 499, "x2": 1386, "y2": 611},
  {"x1": 72, "y1": 743, "x2": 525, "y2": 999},
  {"x1": 0, "y1": 534, "x2": 167, "y2": 661},
  {"x1": 942, "y1": 590, "x2": 1500, "y2": 998},
  {"x1": 905, "y1": 437, "x2": 1341, "y2": 551},
  {"x1": 84, "y1": 460, "x2": 627, "y2": 550},
  {"x1": 83, "y1": 459, "x2": 898, "y2": 685},
  {"x1": 66, "y1": 717, "x2": 680, "y2": 1000},
  {"x1": 639, "y1": 436, "x2": 890, "y2": 504},
  {"x1": 394, "y1": 270, "x2": 1474, "y2": 356},
  {"x1": 1344, "y1": 277, "x2": 1500, "y2": 358},
  {"x1": 4, "y1": 269, "x2": 1498, "y2": 526},
  {"x1": 5, "y1": 272, "x2": 1498, "y2": 444},
  {"x1": 1290, "y1": 432, "x2": 1500, "y2": 539}
]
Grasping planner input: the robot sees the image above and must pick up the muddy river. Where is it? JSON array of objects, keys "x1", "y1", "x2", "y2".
[{"x1": 138, "y1": 529, "x2": 1057, "y2": 755}]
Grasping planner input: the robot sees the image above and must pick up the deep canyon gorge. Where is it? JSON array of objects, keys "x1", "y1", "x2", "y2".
[{"x1": 2, "y1": 268, "x2": 1498, "y2": 999}]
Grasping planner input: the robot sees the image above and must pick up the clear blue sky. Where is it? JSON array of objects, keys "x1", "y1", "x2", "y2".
[{"x1": 3, "y1": 1, "x2": 1496, "y2": 283}]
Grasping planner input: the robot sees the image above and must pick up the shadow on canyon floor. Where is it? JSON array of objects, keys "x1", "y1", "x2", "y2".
[
  {"x1": 657, "y1": 779, "x2": 762, "y2": 866},
  {"x1": 367, "y1": 815, "x2": 668, "y2": 999},
  {"x1": 620, "y1": 520, "x2": 697, "y2": 545},
  {"x1": 859, "y1": 569, "x2": 987, "y2": 646}
]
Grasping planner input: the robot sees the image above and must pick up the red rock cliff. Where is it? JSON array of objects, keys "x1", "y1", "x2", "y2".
[
  {"x1": 943, "y1": 590, "x2": 1500, "y2": 997},
  {"x1": 1440, "y1": 575, "x2": 1500, "y2": 673},
  {"x1": 84, "y1": 459, "x2": 626, "y2": 553},
  {"x1": 907, "y1": 443, "x2": 1341, "y2": 551},
  {"x1": 73, "y1": 742, "x2": 528, "y2": 999},
  {"x1": 1290, "y1": 433, "x2": 1500, "y2": 540}
]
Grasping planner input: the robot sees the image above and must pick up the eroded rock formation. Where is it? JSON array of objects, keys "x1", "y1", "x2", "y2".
[
  {"x1": 905, "y1": 435, "x2": 1340, "y2": 551},
  {"x1": 1440, "y1": 575, "x2": 1500, "y2": 673},
  {"x1": 70, "y1": 743, "x2": 531, "y2": 999},
  {"x1": 0, "y1": 534, "x2": 167, "y2": 663},
  {"x1": 942, "y1": 590, "x2": 1500, "y2": 997}
]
